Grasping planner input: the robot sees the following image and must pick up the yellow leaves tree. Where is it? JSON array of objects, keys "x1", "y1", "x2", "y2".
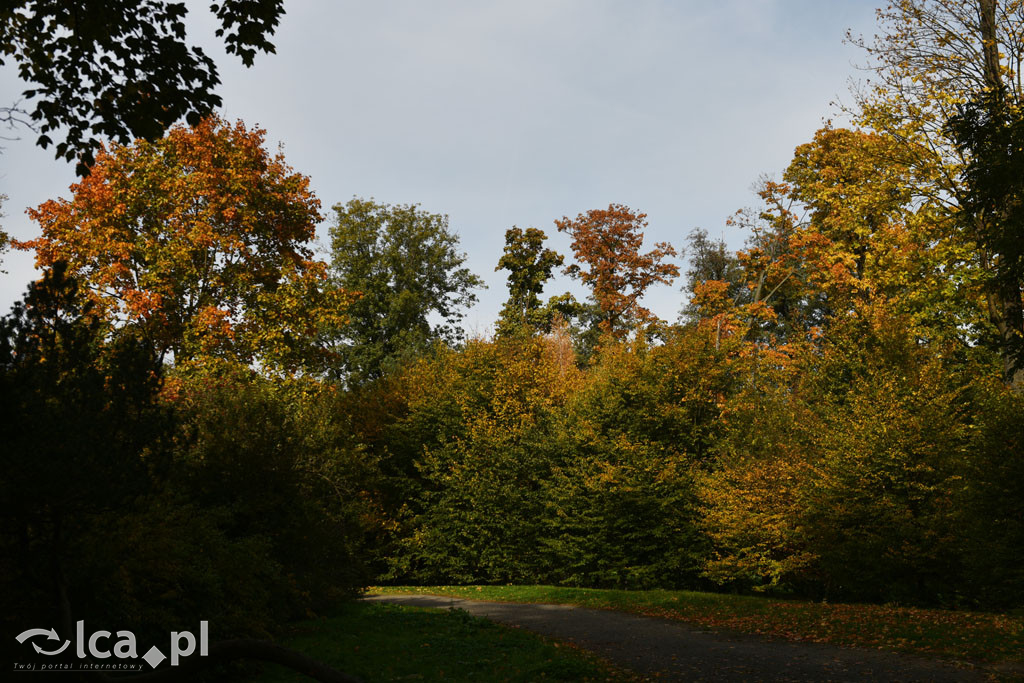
[
  {"x1": 17, "y1": 116, "x2": 350, "y2": 373},
  {"x1": 850, "y1": 0, "x2": 1024, "y2": 385},
  {"x1": 729, "y1": 127, "x2": 984, "y2": 350}
]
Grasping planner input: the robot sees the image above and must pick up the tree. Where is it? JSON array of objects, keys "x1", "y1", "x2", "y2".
[
  {"x1": 328, "y1": 198, "x2": 483, "y2": 385},
  {"x1": 679, "y1": 228, "x2": 747, "y2": 323},
  {"x1": 0, "y1": 262, "x2": 172, "y2": 637},
  {"x1": 850, "y1": 0, "x2": 1024, "y2": 386},
  {"x1": 495, "y1": 226, "x2": 575, "y2": 336},
  {"x1": 782, "y1": 127, "x2": 973, "y2": 342},
  {"x1": 724, "y1": 180, "x2": 817, "y2": 343},
  {"x1": 555, "y1": 203, "x2": 678, "y2": 338},
  {"x1": 16, "y1": 116, "x2": 347, "y2": 373},
  {"x1": 724, "y1": 130, "x2": 979, "y2": 349},
  {"x1": 1, "y1": 0, "x2": 285, "y2": 173},
  {"x1": 949, "y1": 90, "x2": 1024, "y2": 379}
]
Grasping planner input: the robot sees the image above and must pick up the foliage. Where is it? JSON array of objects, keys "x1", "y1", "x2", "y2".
[
  {"x1": 679, "y1": 228, "x2": 747, "y2": 322},
  {"x1": 728, "y1": 179, "x2": 822, "y2": 342},
  {"x1": 386, "y1": 335, "x2": 579, "y2": 584},
  {"x1": 556, "y1": 204, "x2": 678, "y2": 339},
  {"x1": 0, "y1": 0, "x2": 285, "y2": 172},
  {"x1": 955, "y1": 378, "x2": 1024, "y2": 606},
  {"x1": 164, "y1": 362, "x2": 382, "y2": 623},
  {"x1": 17, "y1": 116, "x2": 348, "y2": 373},
  {"x1": 538, "y1": 434, "x2": 704, "y2": 590},
  {"x1": 948, "y1": 91, "x2": 1024, "y2": 378},
  {"x1": 383, "y1": 328, "x2": 736, "y2": 590},
  {"x1": 698, "y1": 304, "x2": 1008, "y2": 605},
  {"x1": 73, "y1": 362, "x2": 382, "y2": 641},
  {"x1": 0, "y1": 265, "x2": 383, "y2": 653},
  {"x1": 328, "y1": 198, "x2": 482, "y2": 385},
  {"x1": 850, "y1": 0, "x2": 1024, "y2": 387},
  {"x1": 784, "y1": 127, "x2": 978, "y2": 343},
  {"x1": 0, "y1": 264, "x2": 173, "y2": 638},
  {"x1": 494, "y1": 226, "x2": 572, "y2": 336}
]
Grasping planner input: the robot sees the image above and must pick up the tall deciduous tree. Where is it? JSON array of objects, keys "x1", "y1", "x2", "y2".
[
  {"x1": 949, "y1": 91, "x2": 1024, "y2": 376},
  {"x1": 555, "y1": 203, "x2": 678, "y2": 338},
  {"x1": 850, "y1": 0, "x2": 1024, "y2": 386},
  {"x1": 1, "y1": 0, "x2": 285, "y2": 173},
  {"x1": 494, "y1": 226, "x2": 569, "y2": 336},
  {"x1": 679, "y1": 228, "x2": 747, "y2": 324},
  {"x1": 782, "y1": 127, "x2": 969, "y2": 337},
  {"x1": 17, "y1": 116, "x2": 347, "y2": 373},
  {"x1": 328, "y1": 198, "x2": 482, "y2": 385}
]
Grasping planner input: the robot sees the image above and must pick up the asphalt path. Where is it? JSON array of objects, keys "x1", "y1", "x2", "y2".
[{"x1": 363, "y1": 594, "x2": 985, "y2": 682}]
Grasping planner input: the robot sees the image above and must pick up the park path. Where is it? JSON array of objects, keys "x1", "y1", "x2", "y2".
[{"x1": 363, "y1": 593, "x2": 985, "y2": 682}]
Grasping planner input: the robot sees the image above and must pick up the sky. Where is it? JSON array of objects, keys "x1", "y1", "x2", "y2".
[{"x1": 0, "y1": 0, "x2": 884, "y2": 335}]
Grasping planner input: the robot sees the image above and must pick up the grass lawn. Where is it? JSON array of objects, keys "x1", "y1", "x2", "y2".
[
  {"x1": 254, "y1": 600, "x2": 633, "y2": 682},
  {"x1": 373, "y1": 585, "x2": 1024, "y2": 665}
]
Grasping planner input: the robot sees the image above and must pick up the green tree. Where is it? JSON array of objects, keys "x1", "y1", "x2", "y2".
[
  {"x1": 495, "y1": 226, "x2": 576, "y2": 336},
  {"x1": 328, "y1": 198, "x2": 483, "y2": 385},
  {"x1": 949, "y1": 90, "x2": 1024, "y2": 380},
  {"x1": 383, "y1": 335, "x2": 579, "y2": 584},
  {"x1": 1, "y1": 0, "x2": 285, "y2": 172}
]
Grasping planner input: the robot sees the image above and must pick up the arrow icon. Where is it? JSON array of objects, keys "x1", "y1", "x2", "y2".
[
  {"x1": 15, "y1": 628, "x2": 60, "y2": 644},
  {"x1": 32, "y1": 640, "x2": 70, "y2": 656}
]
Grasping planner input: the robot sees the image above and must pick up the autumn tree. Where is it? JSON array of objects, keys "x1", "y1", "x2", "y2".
[
  {"x1": 328, "y1": 198, "x2": 482, "y2": 385},
  {"x1": 782, "y1": 126, "x2": 973, "y2": 340},
  {"x1": 679, "y1": 228, "x2": 747, "y2": 323},
  {"x1": 1, "y1": 0, "x2": 285, "y2": 172},
  {"x1": 785, "y1": 128, "x2": 910, "y2": 291},
  {"x1": 17, "y1": 116, "x2": 347, "y2": 373},
  {"x1": 725, "y1": 129, "x2": 979, "y2": 348},
  {"x1": 555, "y1": 203, "x2": 678, "y2": 339},
  {"x1": 389, "y1": 335, "x2": 581, "y2": 584},
  {"x1": 850, "y1": 0, "x2": 1024, "y2": 386},
  {"x1": 728, "y1": 179, "x2": 819, "y2": 342}
]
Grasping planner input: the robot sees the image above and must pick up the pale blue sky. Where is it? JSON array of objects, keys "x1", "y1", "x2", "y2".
[{"x1": 1, "y1": 1, "x2": 882, "y2": 333}]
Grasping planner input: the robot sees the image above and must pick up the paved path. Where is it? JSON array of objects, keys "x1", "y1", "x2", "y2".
[{"x1": 363, "y1": 594, "x2": 984, "y2": 682}]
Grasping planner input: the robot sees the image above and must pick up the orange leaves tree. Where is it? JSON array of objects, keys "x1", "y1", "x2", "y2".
[
  {"x1": 555, "y1": 203, "x2": 678, "y2": 339},
  {"x1": 17, "y1": 116, "x2": 348, "y2": 372}
]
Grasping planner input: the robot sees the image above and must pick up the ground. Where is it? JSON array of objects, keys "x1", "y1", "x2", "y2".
[{"x1": 365, "y1": 594, "x2": 990, "y2": 682}]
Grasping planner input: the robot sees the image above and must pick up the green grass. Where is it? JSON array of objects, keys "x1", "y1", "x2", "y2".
[
  {"x1": 373, "y1": 585, "x2": 1024, "y2": 665},
  {"x1": 254, "y1": 600, "x2": 632, "y2": 682}
]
